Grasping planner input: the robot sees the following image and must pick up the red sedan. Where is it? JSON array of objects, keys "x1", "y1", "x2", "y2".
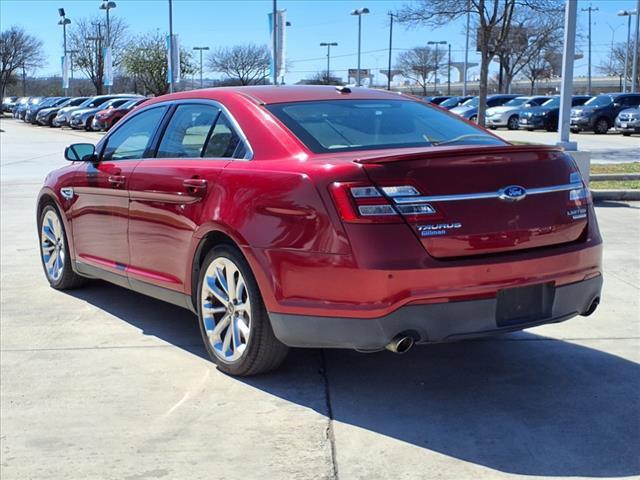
[
  {"x1": 37, "y1": 86, "x2": 603, "y2": 376},
  {"x1": 91, "y1": 97, "x2": 150, "y2": 131}
]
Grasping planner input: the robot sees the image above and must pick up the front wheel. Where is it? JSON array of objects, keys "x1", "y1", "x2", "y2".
[
  {"x1": 197, "y1": 245, "x2": 288, "y2": 376},
  {"x1": 507, "y1": 115, "x2": 519, "y2": 130},
  {"x1": 594, "y1": 118, "x2": 609, "y2": 135},
  {"x1": 38, "y1": 204, "x2": 86, "y2": 289}
]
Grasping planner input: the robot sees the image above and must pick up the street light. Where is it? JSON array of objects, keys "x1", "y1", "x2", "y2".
[
  {"x1": 58, "y1": 8, "x2": 71, "y2": 96},
  {"x1": 99, "y1": 1, "x2": 116, "y2": 93},
  {"x1": 319, "y1": 42, "x2": 338, "y2": 83},
  {"x1": 581, "y1": 5, "x2": 599, "y2": 95},
  {"x1": 427, "y1": 40, "x2": 447, "y2": 94},
  {"x1": 192, "y1": 46, "x2": 210, "y2": 89},
  {"x1": 619, "y1": 8, "x2": 639, "y2": 92},
  {"x1": 350, "y1": 7, "x2": 369, "y2": 87}
]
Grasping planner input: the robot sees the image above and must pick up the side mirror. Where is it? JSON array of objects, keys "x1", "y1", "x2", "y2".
[
  {"x1": 64, "y1": 143, "x2": 97, "y2": 162},
  {"x1": 613, "y1": 102, "x2": 621, "y2": 108}
]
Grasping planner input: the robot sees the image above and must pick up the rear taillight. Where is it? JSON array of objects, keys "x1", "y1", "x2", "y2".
[
  {"x1": 568, "y1": 171, "x2": 592, "y2": 209},
  {"x1": 330, "y1": 182, "x2": 439, "y2": 223}
]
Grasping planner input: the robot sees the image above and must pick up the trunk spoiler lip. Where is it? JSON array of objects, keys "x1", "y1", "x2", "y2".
[{"x1": 354, "y1": 144, "x2": 564, "y2": 165}]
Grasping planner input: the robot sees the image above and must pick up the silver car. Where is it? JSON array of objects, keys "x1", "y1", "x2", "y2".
[{"x1": 485, "y1": 96, "x2": 551, "y2": 130}]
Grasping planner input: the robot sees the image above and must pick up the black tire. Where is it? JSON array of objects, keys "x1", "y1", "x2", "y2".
[
  {"x1": 38, "y1": 204, "x2": 87, "y2": 290},
  {"x1": 593, "y1": 118, "x2": 609, "y2": 135},
  {"x1": 545, "y1": 123, "x2": 557, "y2": 132},
  {"x1": 570, "y1": 128, "x2": 579, "y2": 134},
  {"x1": 622, "y1": 132, "x2": 631, "y2": 137},
  {"x1": 527, "y1": 128, "x2": 534, "y2": 132},
  {"x1": 48, "y1": 115, "x2": 55, "y2": 127},
  {"x1": 469, "y1": 115, "x2": 477, "y2": 123},
  {"x1": 507, "y1": 115, "x2": 519, "y2": 130},
  {"x1": 84, "y1": 117, "x2": 94, "y2": 131},
  {"x1": 489, "y1": 126, "x2": 497, "y2": 130},
  {"x1": 197, "y1": 245, "x2": 288, "y2": 376}
]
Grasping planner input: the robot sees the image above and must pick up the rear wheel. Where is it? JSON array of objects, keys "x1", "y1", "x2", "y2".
[
  {"x1": 622, "y1": 132, "x2": 631, "y2": 136},
  {"x1": 469, "y1": 115, "x2": 477, "y2": 123},
  {"x1": 594, "y1": 118, "x2": 609, "y2": 134},
  {"x1": 38, "y1": 204, "x2": 86, "y2": 290},
  {"x1": 197, "y1": 245, "x2": 288, "y2": 376},
  {"x1": 84, "y1": 116, "x2": 94, "y2": 131},
  {"x1": 507, "y1": 115, "x2": 519, "y2": 130}
]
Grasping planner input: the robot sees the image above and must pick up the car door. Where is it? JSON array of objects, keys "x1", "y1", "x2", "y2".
[
  {"x1": 71, "y1": 105, "x2": 168, "y2": 277},
  {"x1": 127, "y1": 102, "x2": 247, "y2": 293}
]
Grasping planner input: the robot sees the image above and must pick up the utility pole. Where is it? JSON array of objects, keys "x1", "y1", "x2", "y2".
[
  {"x1": 351, "y1": 8, "x2": 369, "y2": 87},
  {"x1": 428, "y1": 40, "x2": 446, "y2": 94},
  {"x1": 387, "y1": 11, "x2": 395, "y2": 90},
  {"x1": 272, "y1": 0, "x2": 278, "y2": 85},
  {"x1": 67, "y1": 49, "x2": 78, "y2": 95},
  {"x1": 633, "y1": 0, "x2": 640, "y2": 93},
  {"x1": 581, "y1": 4, "x2": 599, "y2": 95},
  {"x1": 22, "y1": 64, "x2": 26, "y2": 96}
]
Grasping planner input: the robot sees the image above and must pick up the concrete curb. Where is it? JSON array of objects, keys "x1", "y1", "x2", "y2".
[
  {"x1": 592, "y1": 190, "x2": 640, "y2": 201},
  {"x1": 590, "y1": 173, "x2": 640, "y2": 181}
]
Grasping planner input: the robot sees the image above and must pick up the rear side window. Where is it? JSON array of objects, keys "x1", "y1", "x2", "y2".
[
  {"x1": 103, "y1": 107, "x2": 167, "y2": 161},
  {"x1": 203, "y1": 114, "x2": 241, "y2": 158},
  {"x1": 267, "y1": 99, "x2": 505, "y2": 153},
  {"x1": 157, "y1": 104, "x2": 220, "y2": 158}
]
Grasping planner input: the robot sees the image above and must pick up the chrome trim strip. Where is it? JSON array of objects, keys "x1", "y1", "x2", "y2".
[{"x1": 392, "y1": 182, "x2": 583, "y2": 204}]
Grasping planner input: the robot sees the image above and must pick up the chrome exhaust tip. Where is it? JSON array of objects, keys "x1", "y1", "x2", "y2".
[
  {"x1": 582, "y1": 297, "x2": 600, "y2": 317},
  {"x1": 386, "y1": 335, "x2": 415, "y2": 354}
]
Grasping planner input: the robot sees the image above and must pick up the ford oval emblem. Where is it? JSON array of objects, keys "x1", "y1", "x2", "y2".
[{"x1": 499, "y1": 185, "x2": 527, "y2": 202}]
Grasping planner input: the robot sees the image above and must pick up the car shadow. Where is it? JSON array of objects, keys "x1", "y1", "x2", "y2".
[
  {"x1": 595, "y1": 200, "x2": 640, "y2": 209},
  {"x1": 67, "y1": 280, "x2": 640, "y2": 478}
]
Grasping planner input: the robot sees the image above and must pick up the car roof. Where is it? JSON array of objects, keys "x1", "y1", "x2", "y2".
[{"x1": 158, "y1": 85, "x2": 410, "y2": 106}]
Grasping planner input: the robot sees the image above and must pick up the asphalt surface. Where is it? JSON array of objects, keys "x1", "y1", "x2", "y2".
[{"x1": 1, "y1": 117, "x2": 639, "y2": 480}]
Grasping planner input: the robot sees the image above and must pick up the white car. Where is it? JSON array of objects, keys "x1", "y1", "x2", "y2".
[{"x1": 485, "y1": 96, "x2": 551, "y2": 130}]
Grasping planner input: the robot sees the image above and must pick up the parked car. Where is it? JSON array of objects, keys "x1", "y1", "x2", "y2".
[
  {"x1": 438, "y1": 95, "x2": 474, "y2": 110},
  {"x1": 615, "y1": 107, "x2": 640, "y2": 136},
  {"x1": 91, "y1": 97, "x2": 149, "y2": 131},
  {"x1": 25, "y1": 97, "x2": 69, "y2": 124},
  {"x1": 485, "y1": 96, "x2": 551, "y2": 130},
  {"x1": 10, "y1": 96, "x2": 28, "y2": 116},
  {"x1": 2, "y1": 96, "x2": 18, "y2": 112},
  {"x1": 519, "y1": 95, "x2": 591, "y2": 131},
  {"x1": 69, "y1": 95, "x2": 140, "y2": 130},
  {"x1": 450, "y1": 94, "x2": 519, "y2": 121},
  {"x1": 37, "y1": 86, "x2": 602, "y2": 376},
  {"x1": 14, "y1": 97, "x2": 41, "y2": 120},
  {"x1": 54, "y1": 95, "x2": 135, "y2": 128},
  {"x1": 423, "y1": 96, "x2": 452, "y2": 105},
  {"x1": 570, "y1": 93, "x2": 640, "y2": 134},
  {"x1": 36, "y1": 97, "x2": 89, "y2": 127}
]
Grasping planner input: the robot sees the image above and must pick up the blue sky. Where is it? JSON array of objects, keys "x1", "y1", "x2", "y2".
[{"x1": 0, "y1": 0, "x2": 636, "y2": 84}]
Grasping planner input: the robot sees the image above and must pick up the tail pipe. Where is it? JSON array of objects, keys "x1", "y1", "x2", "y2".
[
  {"x1": 582, "y1": 297, "x2": 600, "y2": 317},
  {"x1": 386, "y1": 334, "x2": 415, "y2": 354}
]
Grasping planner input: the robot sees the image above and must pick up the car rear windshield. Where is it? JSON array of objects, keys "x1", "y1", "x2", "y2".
[{"x1": 267, "y1": 99, "x2": 505, "y2": 153}]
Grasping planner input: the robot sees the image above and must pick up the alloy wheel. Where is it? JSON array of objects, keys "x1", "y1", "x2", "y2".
[
  {"x1": 40, "y1": 209, "x2": 66, "y2": 282},
  {"x1": 507, "y1": 116, "x2": 519, "y2": 130},
  {"x1": 200, "y1": 256, "x2": 252, "y2": 363}
]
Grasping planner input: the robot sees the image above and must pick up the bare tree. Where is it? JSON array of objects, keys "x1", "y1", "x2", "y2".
[
  {"x1": 305, "y1": 71, "x2": 342, "y2": 85},
  {"x1": 0, "y1": 27, "x2": 45, "y2": 99},
  {"x1": 395, "y1": 46, "x2": 445, "y2": 96},
  {"x1": 397, "y1": 0, "x2": 561, "y2": 126},
  {"x1": 521, "y1": 49, "x2": 553, "y2": 94},
  {"x1": 597, "y1": 41, "x2": 640, "y2": 90},
  {"x1": 207, "y1": 44, "x2": 270, "y2": 86},
  {"x1": 67, "y1": 16, "x2": 128, "y2": 94},
  {"x1": 121, "y1": 31, "x2": 196, "y2": 96}
]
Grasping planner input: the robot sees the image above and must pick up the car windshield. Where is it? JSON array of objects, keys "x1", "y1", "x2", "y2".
[
  {"x1": 461, "y1": 97, "x2": 479, "y2": 107},
  {"x1": 542, "y1": 97, "x2": 560, "y2": 108},
  {"x1": 267, "y1": 99, "x2": 506, "y2": 153},
  {"x1": 584, "y1": 95, "x2": 613, "y2": 107},
  {"x1": 81, "y1": 97, "x2": 110, "y2": 108},
  {"x1": 440, "y1": 97, "x2": 463, "y2": 108},
  {"x1": 504, "y1": 98, "x2": 528, "y2": 107},
  {"x1": 118, "y1": 99, "x2": 138, "y2": 109}
]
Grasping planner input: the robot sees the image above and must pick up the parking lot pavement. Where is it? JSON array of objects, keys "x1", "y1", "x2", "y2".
[
  {"x1": 497, "y1": 129, "x2": 639, "y2": 164},
  {"x1": 1, "y1": 116, "x2": 639, "y2": 479}
]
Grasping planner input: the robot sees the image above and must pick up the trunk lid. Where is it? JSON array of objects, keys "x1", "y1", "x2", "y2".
[{"x1": 356, "y1": 145, "x2": 588, "y2": 258}]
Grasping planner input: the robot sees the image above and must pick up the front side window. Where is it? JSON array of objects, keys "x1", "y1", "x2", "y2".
[
  {"x1": 267, "y1": 99, "x2": 505, "y2": 153},
  {"x1": 157, "y1": 104, "x2": 219, "y2": 158},
  {"x1": 585, "y1": 95, "x2": 612, "y2": 107},
  {"x1": 102, "y1": 107, "x2": 167, "y2": 161}
]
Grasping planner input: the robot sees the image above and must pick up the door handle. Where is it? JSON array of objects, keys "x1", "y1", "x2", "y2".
[
  {"x1": 108, "y1": 175, "x2": 126, "y2": 187},
  {"x1": 183, "y1": 178, "x2": 208, "y2": 195}
]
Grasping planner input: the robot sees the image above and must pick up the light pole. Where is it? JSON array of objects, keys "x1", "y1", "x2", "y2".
[
  {"x1": 99, "y1": 1, "x2": 116, "y2": 93},
  {"x1": 350, "y1": 7, "x2": 369, "y2": 86},
  {"x1": 58, "y1": 8, "x2": 71, "y2": 96},
  {"x1": 618, "y1": 10, "x2": 638, "y2": 92},
  {"x1": 192, "y1": 46, "x2": 209, "y2": 88},
  {"x1": 463, "y1": 0, "x2": 470, "y2": 95},
  {"x1": 387, "y1": 11, "x2": 395, "y2": 90},
  {"x1": 67, "y1": 49, "x2": 78, "y2": 95},
  {"x1": 606, "y1": 23, "x2": 622, "y2": 74},
  {"x1": 168, "y1": 0, "x2": 175, "y2": 93},
  {"x1": 428, "y1": 40, "x2": 447, "y2": 94},
  {"x1": 581, "y1": 4, "x2": 599, "y2": 95},
  {"x1": 633, "y1": 0, "x2": 640, "y2": 93},
  {"x1": 447, "y1": 43, "x2": 451, "y2": 95},
  {"x1": 319, "y1": 42, "x2": 338, "y2": 83}
]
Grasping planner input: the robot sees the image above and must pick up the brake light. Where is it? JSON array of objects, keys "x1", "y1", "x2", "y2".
[
  {"x1": 568, "y1": 171, "x2": 592, "y2": 208},
  {"x1": 329, "y1": 182, "x2": 438, "y2": 223}
]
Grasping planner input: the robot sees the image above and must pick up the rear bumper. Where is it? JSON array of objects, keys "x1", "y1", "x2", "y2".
[{"x1": 269, "y1": 275, "x2": 602, "y2": 350}]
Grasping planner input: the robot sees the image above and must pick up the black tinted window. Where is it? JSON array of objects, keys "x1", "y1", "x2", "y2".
[
  {"x1": 157, "y1": 104, "x2": 219, "y2": 158},
  {"x1": 203, "y1": 114, "x2": 242, "y2": 158},
  {"x1": 267, "y1": 99, "x2": 505, "y2": 153},
  {"x1": 103, "y1": 107, "x2": 167, "y2": 161}
]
